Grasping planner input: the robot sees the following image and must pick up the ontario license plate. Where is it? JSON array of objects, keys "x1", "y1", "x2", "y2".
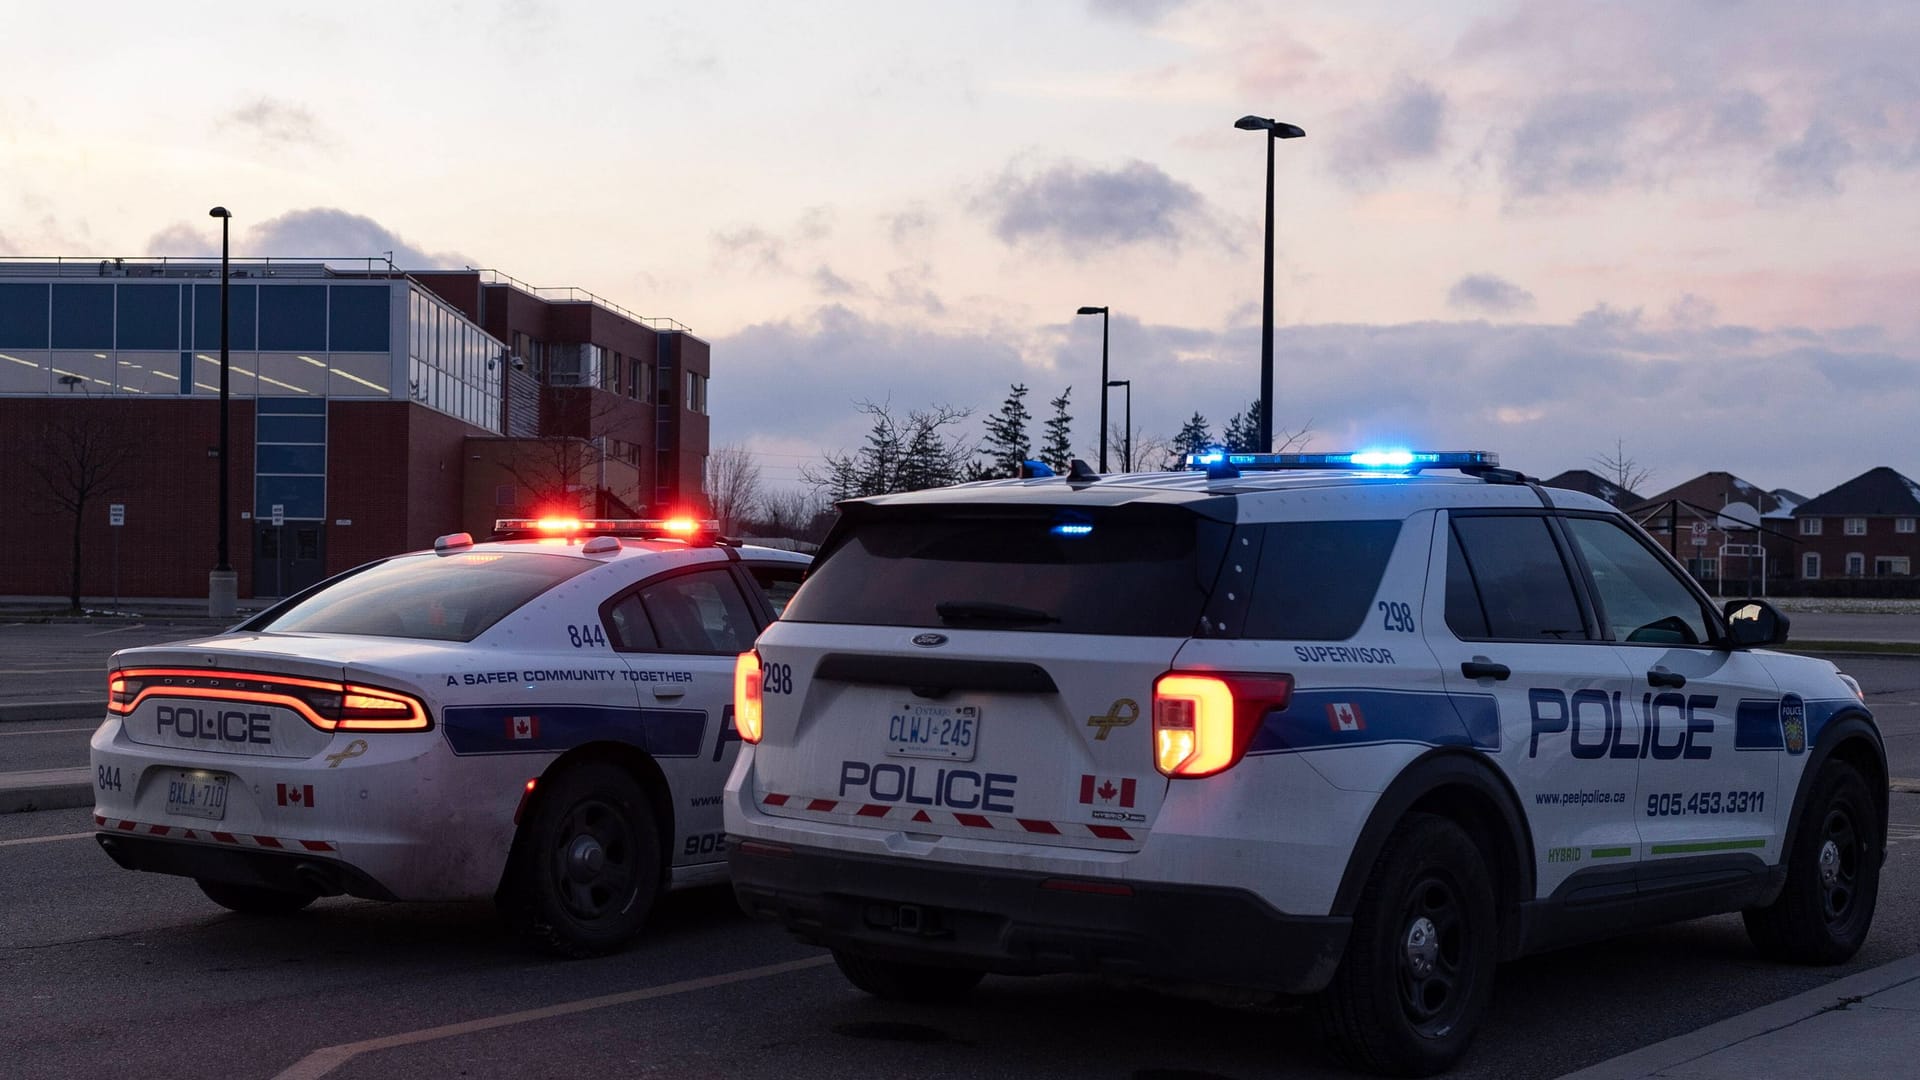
[
  {"x1": 165, "y1": 771, "x2": 229, "y2": 821},
  {"x1": 886, "y1": 704, "x2": 980, "y2": 761}
]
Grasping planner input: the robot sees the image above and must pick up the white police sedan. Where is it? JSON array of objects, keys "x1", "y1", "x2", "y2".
[{"x1": 91, "y1": 518, "x2": 807, "y2": 956}]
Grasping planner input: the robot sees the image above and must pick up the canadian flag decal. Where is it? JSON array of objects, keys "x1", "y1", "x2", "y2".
[
  {"x1": 1078, "y1": 775, "x2": 1137, "y2": 808},
  {"x1": 507, "y1": 716, "x2": 539, "y2": 740},
  {"x1": 276, "y1": 783, "x2": 314, "y2": 808},
  {"x1": 1326, "y1": 702, "x2": 1366, "y2": 733}
]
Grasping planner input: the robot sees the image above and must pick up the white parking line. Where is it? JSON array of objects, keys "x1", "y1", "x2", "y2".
[
  {"x1": 272, "y1": 954, "x2": 833, "y2": 1080},
  {"x1": 0, "y1": 831, "x2": 94, "y2": 848},
  {"x1": 0, "y1": 726, "x2": 93, "y2": 737},
  {"x1": 84, "y1": 624, "x2": 150, "y2": 636}
]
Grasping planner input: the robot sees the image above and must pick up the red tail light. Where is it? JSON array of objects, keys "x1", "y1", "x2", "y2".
[
  {"x1": 106, "y1": 668, "x2": 432, "y2": 733},
  {"x1": 734, "y1": 652, "x2": 764, "y2": 744},
  {"x1": 1152, "y1": 671, "x2": 1293, "y2": 777}
]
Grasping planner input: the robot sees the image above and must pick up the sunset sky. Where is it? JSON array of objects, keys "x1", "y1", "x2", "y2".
[{"x1": 4, "y1": 0, "x2": 1916, "y2": 497}]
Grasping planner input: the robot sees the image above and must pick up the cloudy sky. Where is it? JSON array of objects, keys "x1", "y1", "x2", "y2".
[{"x1": 4, "y1": 0, "x2": 1917, "y2": 497}]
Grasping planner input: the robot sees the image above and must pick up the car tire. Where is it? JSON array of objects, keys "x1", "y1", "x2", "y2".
[
  {"x1": 502, "y1": 761, "x2": 662, "y2": 959},
  {"x1": 832, "y1": 948, "x2": 986, "y2": 1003},
  {"x1": 196, "y1": 878, "x2": 316, "y2": 915},
  {"x1": 1313, "y1": 812, "x2": 1497, "y2": 1077},
  {"x1": 1743, "y1": 761, "x2": 1880, "y2": 965}
]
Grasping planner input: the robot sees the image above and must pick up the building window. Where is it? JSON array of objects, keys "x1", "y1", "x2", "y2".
[
  {"x1": 495, "y1": 484, "x2": 515, "y2": 507},
  {"x1": 1799, "y1": 517, "x2": 1822, "y2": 536},
  {"x1": 608, "y1": 351, "x2": 623, "y2": 396},
  {"x1": 1687, "y1": 557, "x2": 1718, "y2": 580},
  {"x1": 1845, "y1": 517, "x2": 1867, "y2": 535},
  {"x1": 1803, "y1": 553, "x2": 1820, "y2": 580},
  {"x1": 1899, "y1": 518, "x2": 1916, "y2": 534},
  {"x1": 629, "y1": 357, "x2": 647, "y2": 401},
  {"x1": 1876, "y1": 557, "x2": 1911, "y2": 577},
  {"x1": 1846, "y1": 553, "x2": 1866, "y2": 576},
  {"x1": 686, "y1": 371, "x2": 707, "y2": 414}
]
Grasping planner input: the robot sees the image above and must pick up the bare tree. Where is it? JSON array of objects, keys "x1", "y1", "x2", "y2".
[
  {"x1": 494, "y1": 386, "x2": 647, "y2": 517},
  {"x1": 24, "y1": 403, "x2": 148, "y2": 611},
  {"x1": 803, "y1": 400, "x2": 974, "y2": 499},
  {"x1": 753, "y1": 487, "x2": 830, "y2": 541},
  {"x1": 1591, "y1": 438, "x2": 1655, "y2": 495},
  {"x1": 705, "y1": 443, "x2": 762, "y2": 534}
]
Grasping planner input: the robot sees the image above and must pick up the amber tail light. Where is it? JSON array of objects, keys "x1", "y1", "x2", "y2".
[{"x1": 1152, "y1": 671, "x2": 1293, "y2": 777}]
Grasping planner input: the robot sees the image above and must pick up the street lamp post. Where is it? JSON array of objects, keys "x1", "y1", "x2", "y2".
[
  {"x1": 1106, "y1": 379, "x2": 1131, "y2": 471},
  {"x1": 1075, "y1": 306, "x2": 1109, "y2": 471},
  {"x1": 208, "y1": 206, "x2": 236, "y2": 618},
  {"x1": 1234, "y1": 114, "x2": 1304, "y2": 452}
]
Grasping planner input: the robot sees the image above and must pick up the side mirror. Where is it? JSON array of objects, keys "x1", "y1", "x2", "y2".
[{"x1": 1724, "y1": 599, "x2": 1790, "y2": 648}]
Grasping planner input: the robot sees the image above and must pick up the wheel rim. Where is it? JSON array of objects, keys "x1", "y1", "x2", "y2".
[
  {"x1": 1818, "y1": 806, "x2": 1860, "y2": 925},
  {"x1": 549, "y1": 796, "x2": 638, "y2": 923},
  {"x1": 1397, "y1": 873, "x2": 1470, "y2": 1034}
]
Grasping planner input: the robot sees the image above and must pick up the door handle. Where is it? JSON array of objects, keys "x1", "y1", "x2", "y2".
[
  {"x1": 1648, "y1": 667, "x2": 1687, "y2": 689},
  {"x1": 650, "y1": 686, "x2": 686, "y2": 700},
  {"x1": 1460, "y1": 660, "x2": 1511, "y2": 681}
]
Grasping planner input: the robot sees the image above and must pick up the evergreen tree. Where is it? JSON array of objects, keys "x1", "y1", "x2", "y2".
[
  {"x1": 804, "y1": 401, "x2": 974, "y2": 498},
  {"x1": 1222, "y1": 399, "x2": 1266, "y2": 452},
  {"x1": 1040, "y1": 386, "x2": 1072, "y2": 473},
  {"x1": 1170, "y1": 411, "x2": 1212, "y2": 465},
  {"x1": 977, "y1": 383, "x2": 1031, "y2": 479}
]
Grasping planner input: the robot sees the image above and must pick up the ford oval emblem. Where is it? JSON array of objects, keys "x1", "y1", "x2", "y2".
[{"x1": 912, "y1": 632, "x2": 948, "y2": 648}]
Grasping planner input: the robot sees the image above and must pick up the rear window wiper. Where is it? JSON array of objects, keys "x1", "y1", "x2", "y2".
[{"x1": 935, "y1": 600, "x2": 1061, "y2": 625}]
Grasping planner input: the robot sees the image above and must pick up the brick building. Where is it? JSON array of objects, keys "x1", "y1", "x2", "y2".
[
  {"x1": 0, "y1": 259, "x2": 709, "y2": 602},
  {"x1": 1790, "y1": 467, "x2": 1920, "y2": 581},
  {"x1": 1626, "y1": 472, "x2": 1798, "y2": 591}
]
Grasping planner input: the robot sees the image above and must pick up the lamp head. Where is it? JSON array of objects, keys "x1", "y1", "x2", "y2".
[
  {"x1": 1076, "y1": 305, "x2": 1107, "y2": 316},
  {"x1": 208, "y1": 207, "x2": 231, "y2": 219},
  {"x1": 1235, "y1": 116, "x2": 1305, "y2": 138}
]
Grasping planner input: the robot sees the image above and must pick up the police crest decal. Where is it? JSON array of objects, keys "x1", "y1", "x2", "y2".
[{"x1": 1780, "y1": 693, "x2": 1807, "y2": 755}]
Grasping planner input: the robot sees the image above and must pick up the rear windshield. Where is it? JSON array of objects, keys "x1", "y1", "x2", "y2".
[
  {"x1": 256, "y1": 551, "x2": 592, "y2": 642},
  {"x1": 784, "y1": 505, "x2": 1228, "y2": 636}
]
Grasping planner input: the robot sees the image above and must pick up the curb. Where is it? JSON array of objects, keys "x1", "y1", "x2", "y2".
[
  {"x1": 0, "y1": 769, "x2": 93, "y2": 815},
  {"x1": 0, "y1": 701, "x2": 105, "y2": 724},
  {"x1": 1557, "y1": 951, "x2": 1920, "y2": 1079}
]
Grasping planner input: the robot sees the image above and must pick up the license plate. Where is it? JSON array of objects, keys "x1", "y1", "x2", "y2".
[
  {"x1": 165, "y1": 771, "x2": 230, "y2": 821},
  {"x1": 886, "y1": 704, "x2": 980, "y2": 761}
]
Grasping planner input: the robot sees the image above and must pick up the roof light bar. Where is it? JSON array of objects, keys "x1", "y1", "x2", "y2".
[
  {"x1": 493, "y1": 517, "x2": 720, "y2": 541},
  {"x1": 1184, "y1": 449, "x2": 1498, "y2": 474}
]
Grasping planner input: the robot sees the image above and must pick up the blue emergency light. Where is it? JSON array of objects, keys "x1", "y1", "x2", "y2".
[{"x1": 1184, "y1": 448, "x2": 1499, "y2": 478}]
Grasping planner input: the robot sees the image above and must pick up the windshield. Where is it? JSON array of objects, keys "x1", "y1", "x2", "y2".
[
  {"x1": 785, "y1": 505, "x2": 1228, "y2": 637},
  {"x1": 255, "y1": 551, "x2": 592, "y2": 642}
]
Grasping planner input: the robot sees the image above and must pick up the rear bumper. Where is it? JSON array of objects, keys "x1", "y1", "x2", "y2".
[
  {"x1": 729, "y1": 842, "x2": 1350, "y2": 995},
  {"x1": 95, "y1": 831, "x2": 398, "y2": 900}
]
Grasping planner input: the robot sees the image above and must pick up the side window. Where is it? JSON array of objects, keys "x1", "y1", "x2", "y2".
[
  {"x1": 1243, "y1": 520, "x2": 1402, "y2": 640},
  {"x1": 605, "y1": 593, "x2": 660, "y2": 652},
  {"x1": 1447, "y1": 515, "x2": 1587, "y2": 641},
  {"x1": 640, "y1": 569, "x2": 757, "y2": 655},
  {"x1": 1562, "y1": 516, "x2": 1714, "y2": 646},
  {"x1": 747, "y1": 563, "x2": 806, "y2": 619}
]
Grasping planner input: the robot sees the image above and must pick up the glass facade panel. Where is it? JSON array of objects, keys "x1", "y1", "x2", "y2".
[
  {"x1": 257, "y1": 414, "x2": 326, "y2": 443},
  {"x1": 0, "y1": 348, "x2": 50, "y2": 393},
  {"x1": 191, "y1": 351, "x2": 258, "y2": 396},
  {"x1": 115, "y1": 284, "x2": 181, "y2": 350},
  {"x1": 328, "y1": 286, "x2": 390, "y2": 351},
  {"x1": 192, "y1": 284, "x2": 259, "y2": 350},
  {"x1": 256, "y1": 352, "x2": 326, "y2": 397},
  {"x1": 401, "y1": 285, "x2": 500, "y2": 432},
  {"x1": 50, "y1": 284, "x2": 115, "y2": 349},
  {"x1": 258, "y1": 443, "x2": 326, "y2": 474},
  {"x1": 327, "y1": 352, "x2": 393, "y2": 397},
  {"x1": 48, "y1": 350, "x2": 118, "y2": 394},
  {"x1": 258, "y1": 285, "x2": 328, "y2": 351},
  {"x1": 255, "y1": 475, "x2": 326, "y2": 520},
  {"x1": 0, "y1": 284, "x2": 49, "y2": 347},
  {"x1": 114, "y1": 351, "x2": 180, "y2": 395}
]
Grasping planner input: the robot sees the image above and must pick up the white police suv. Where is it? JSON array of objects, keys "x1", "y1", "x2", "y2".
[
  {"x1": 724, "y1": 451, "x2": 1885, "y2": 1076},
  {"x1": 91, "y1": 518, "x2": 807, "y2": 957}
]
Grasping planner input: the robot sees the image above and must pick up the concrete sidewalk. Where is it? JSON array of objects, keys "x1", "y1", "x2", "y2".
[
  {"x1": 1560, "y1": 951, "x2": 1920, "y2": 1079},
  {"x1": 0, "y1": 766, "x2": 92, "y2": 814}
]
